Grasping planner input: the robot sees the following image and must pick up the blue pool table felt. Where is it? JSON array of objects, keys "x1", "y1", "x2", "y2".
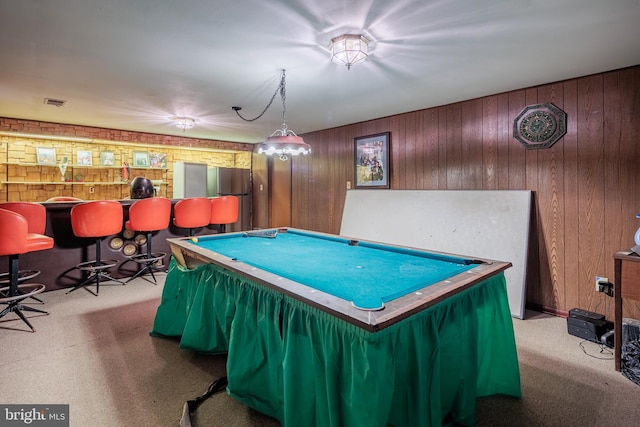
[{"x1": 192, "y1": 230, "x2": 475, "y2": 310}]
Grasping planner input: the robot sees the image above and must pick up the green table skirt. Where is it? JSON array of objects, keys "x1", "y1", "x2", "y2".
[{"x1": 151, "y1": 258, "x2": 521, "y2": 426}]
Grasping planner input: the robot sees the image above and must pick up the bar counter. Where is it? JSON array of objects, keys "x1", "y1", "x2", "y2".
[{"x1": 0, "y1": 199, "x2": 220, "y2": 292}]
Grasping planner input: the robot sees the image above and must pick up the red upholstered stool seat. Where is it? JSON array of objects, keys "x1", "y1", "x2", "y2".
[
  {"x1": 210, "y1": 196, "x2": 239, "y2": 233},
  {"x1": 0, "y1": 202, "x2": 50, "y2": 302},
  {"x1": 0, "y1": 206, "x2": 54, "y2": 332},
  {"x1": 0, "y1": 202, "x2": 51, "y2": 302},
  {"x1": 173, "y1": 197, "x2": 211, "y2": 236},
  {"x1": 67, "y1": 200, "x2": 124, "y2": 295},
  {"x1": 124, "y1": 197, "x2": 171, "y2": 283}
]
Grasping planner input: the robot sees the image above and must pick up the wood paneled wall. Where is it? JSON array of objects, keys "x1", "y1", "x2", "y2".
[{"x1": 255, "y1": 65, "x2": 640, "y2": 320}]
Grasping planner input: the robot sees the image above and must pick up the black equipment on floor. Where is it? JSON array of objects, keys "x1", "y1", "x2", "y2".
[{"x1": 567, "y1": 308, "x2": 607, "y2": 343}]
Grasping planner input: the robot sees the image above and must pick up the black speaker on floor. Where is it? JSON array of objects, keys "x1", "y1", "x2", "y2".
[{"x1": 567, "y1": 308, "x2": 606, "y2": 343}]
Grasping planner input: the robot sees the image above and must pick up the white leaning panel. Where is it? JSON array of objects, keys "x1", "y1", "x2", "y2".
[{"x1": 340, "y1": 190, "x2": 532, "y2": 319}]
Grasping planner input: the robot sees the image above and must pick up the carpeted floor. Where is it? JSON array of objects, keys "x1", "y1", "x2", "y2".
[{"x1": 1, "y1": 275, "x2": 639, "y2": 426}]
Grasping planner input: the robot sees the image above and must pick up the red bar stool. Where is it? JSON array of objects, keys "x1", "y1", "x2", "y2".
[
  {"x1": 173, "y1": 197, "x2": 211, "y2": 236},
  {"x1": 124, "y1": 197, "x2": 171, "y2": 283},
  {"x1": 210, "y1": 196, "x2": 239, "y2": 233},
  {"x1": 0, "y1": 202, "x2": 49, "y2": 302},
  {"x1": 67, "y1": 200, "x2": 124, "y2": 295},
  {"x1": 0, "y1": 208, "x2": 54, "y2": 332}
]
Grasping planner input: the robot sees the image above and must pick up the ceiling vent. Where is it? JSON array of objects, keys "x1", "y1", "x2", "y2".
[{"x1": 43, "y1": 98, "x2": 66, "y2": 107}]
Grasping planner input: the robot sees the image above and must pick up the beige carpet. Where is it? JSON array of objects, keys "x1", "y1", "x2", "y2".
[{"x1": 1, "y1": 275, "x2": 639, "y2": 427}]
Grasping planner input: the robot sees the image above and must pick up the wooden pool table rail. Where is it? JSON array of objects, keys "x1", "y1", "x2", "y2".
[{"x1": 168, "y1": 228, "x2": 512, "y2": 332}]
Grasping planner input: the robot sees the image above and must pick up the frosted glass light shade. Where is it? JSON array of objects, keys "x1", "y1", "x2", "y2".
[{"x1": 329, "y1": 34, "x2": 369, "y2": 69}]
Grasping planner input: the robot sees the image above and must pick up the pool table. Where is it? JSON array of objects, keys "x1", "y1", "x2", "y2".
[{"x1": 152, "y1": 228, "x2": 521, "y2": 426}]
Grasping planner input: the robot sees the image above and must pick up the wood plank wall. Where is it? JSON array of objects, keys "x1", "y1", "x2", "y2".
[
  {"x1": 0, "y1": 118, "x2": 254, "y2": 202},
  {"x1": 254, "y1": 65, "x2": 640, "y2": 320}
]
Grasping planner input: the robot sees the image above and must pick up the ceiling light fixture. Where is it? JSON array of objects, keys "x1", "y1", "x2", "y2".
[
  {"x1": 174, "y1": 117, "x2": 195, "y2": 131},
  {"x1": 233, "y1": 69, "x2": 310, "y2": 161},
  {"x1": 329, "y1": 34, "x2": 369, "y2": 70}
]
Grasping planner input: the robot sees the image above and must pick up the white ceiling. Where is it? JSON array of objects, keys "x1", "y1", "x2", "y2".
[{"x1": 1, "y1": 0, "x2": 639, "y2": 144}]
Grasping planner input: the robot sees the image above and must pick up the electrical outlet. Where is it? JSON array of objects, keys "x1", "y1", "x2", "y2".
[
  {"x1": 596, "y1": 276, "x2": 609, "y2": 293},
  {"x1": 89, "y1": 186, "x2": 95, "y2": 194}
]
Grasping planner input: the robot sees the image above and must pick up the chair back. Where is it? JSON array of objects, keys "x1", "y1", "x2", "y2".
[
  {"x1": 71, "y1": 201, "x2": 123, "y2": 238},
  {"x1": 210, "y1": 196, "x2": 239, "y2": 225},
  {"x1": 173, "y1": 197, "x2": 211, "y2": 229},
  {"x1": 0, "y1": 208, "x2": 28, "y2": 255},
  {"x1": 126, "y1": 197, "x2": 171, "y2": 232},
  {"x1": 0, "y1": 202, "x2": 47, "y2": 234}
]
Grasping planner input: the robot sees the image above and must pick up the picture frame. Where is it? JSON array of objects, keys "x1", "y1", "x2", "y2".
[
  {"x1": 36, "y1": 147, "x2": 57, "y2": 165},
  {"x1": 76, "y1": 150, "x2": 93, "y2": 166},
  {"x1": 149, "y1": 152, "x2": 167, "y2": 168},
  {"x1": 354, "y1": 132, "x2": 391, "y2": 189},
  {"x1": 100, "y1": 151, "x2": 115, "y2": 166},
  {"x1": 132, "y1": 151, "x2": 150, "y2": 168}
]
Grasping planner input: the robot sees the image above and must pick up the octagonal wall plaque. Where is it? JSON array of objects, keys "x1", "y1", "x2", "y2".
[{"x1": 513, "y1": 103, "x2": 567, "y2": 149}]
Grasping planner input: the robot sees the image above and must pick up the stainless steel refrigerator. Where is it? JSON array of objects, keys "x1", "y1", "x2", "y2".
[
  {"x1": 173, "y1": 162, "x2": 208, "y2": 198},
  {"x1": 173, "y1": 162, "x2": 252, "y2": 232},
  {"x1": 208, "y1": 167, "x2": 252, "y2": 232}
]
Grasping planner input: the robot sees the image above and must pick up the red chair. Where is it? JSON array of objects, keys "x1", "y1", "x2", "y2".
[
  {"x1": 124, "y1": 197, "x2": 171, "y2": 283},
  {"x1": 0, "y1": 202, "x2": 48, "y2": 234},
  {"x1": 210, "y1": 196, "x2": 239, "y2": 233},
  {"x1": 0, "y1": 202, "x2": 49, "y2": 303},
  {"x1": 67, "y1": 200, "x2": 124, "y2": 295},
  {"x1": 173, "y1": 197, "x2": 211, "y2": 236},
  {"x1": 0, "y1": 208, "x2": 54, "y2": 332}
]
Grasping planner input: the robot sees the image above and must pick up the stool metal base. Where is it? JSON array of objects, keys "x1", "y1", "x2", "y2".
[
  {"x1": 66, "y1": 259, "x2": 125, "y2": 296},
  {"x1": 0, "y1": 283, "x2": 48, "y2": 332},
  {"x1": 126, "y1": 252, "x2": 166, "y2": 284},
  {"x1": 0, "y1": 270, "x2": 44, "y2": 303},
  {"x1": 0, "y1": 270, "x2": 40, "y2": 284}
]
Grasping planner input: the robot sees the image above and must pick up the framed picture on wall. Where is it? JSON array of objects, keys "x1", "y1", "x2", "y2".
[
  {"x1": 150, "y1": 152, "x2": 167, "y2": 168},
  {"x1": 76, "y1": 150, "x2": 92, "y2": 166},
  {"x1": 132, "y1": 151, "x2": 150, "y2": 168},
  {"x1": 354, "y1": 132, "x2": 391, "y2": 189},
  {"x1": 100, "y1": 151, "x2": 115, "y2": 166},
  {"x1": 36, "y1": 147, "x2": 57, "y2": 165}
]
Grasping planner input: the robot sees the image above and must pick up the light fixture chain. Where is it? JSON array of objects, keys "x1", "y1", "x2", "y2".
[
  {"x1": 280, "y1": 70, "x2": 286, "y2": 126},
  {"x1": 236, "y1": 69, "x2": 310, "y2": 160},
  {"x1": 233, "y1": 70, "x2": 286, "y2": 122}
]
